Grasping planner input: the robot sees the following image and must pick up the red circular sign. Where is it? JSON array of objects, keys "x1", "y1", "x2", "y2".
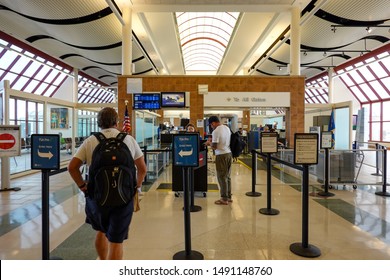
[{"x1": 0, "y1": 133, "x2": 16, "y2": 150}]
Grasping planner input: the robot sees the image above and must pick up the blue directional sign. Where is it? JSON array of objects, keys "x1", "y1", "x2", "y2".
[
  {"x1": 173, "y1": 133, "x2": 199, "y2": 167},
  {"x1": 31, "y1": 134, "x2": 60, "y2": 170}
]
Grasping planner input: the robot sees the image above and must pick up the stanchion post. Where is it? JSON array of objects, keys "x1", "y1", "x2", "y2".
[
  {"x1": 173, "y1": 167, "x2": 203, "y2": 260},
  {"x1": 185, "y1": 167, "x2": 201, "y2": 212},
  {"x1": 259, "y1": 153, "x2": 279, "y2": 215},
  {"x1": 172, "y1": 133, "x2": 203, "y2": 260},
  {"x1": 317, "y1": 148, "x2": 335, "y2": 197},
  {"x1": 371, "y1": 143, "x2": 382, "y2": 176},
  {"x1": 246, "y1": 149, "x2": 262, "y2": 197},
  {"x1": 42, "y1": 170, "x2": 50, "y2": 260},
  {"x1": 142, "y1": 146, "x2": 150, "y2": 183},
  {"x1": 375, "y1": 147, "x2": 390, "y2": 197},
  {"x1": 290, "y1": 165, "x2": 321, "y2": 258}
]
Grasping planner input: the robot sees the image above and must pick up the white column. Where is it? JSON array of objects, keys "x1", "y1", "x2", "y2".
[
  {"x1": 72, "y1": 68, "x2": 79, "y2": 155},
  {"x1": 290, "y1": 6, "x2": 301, "y2": 76},
  {"x1": 328, "y1": 68, "x2": 334, "y2": 104},
  {"x1": 1, "y1": 80, "x2": 10, "y2": 189},
  {"x1": 122, "y1": 5, "x2": 132, "y2": 75}
]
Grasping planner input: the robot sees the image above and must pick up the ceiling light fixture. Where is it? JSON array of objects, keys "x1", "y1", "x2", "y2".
[{"x1": 330, "y1": 24, "x2": 390, "y2": 33}]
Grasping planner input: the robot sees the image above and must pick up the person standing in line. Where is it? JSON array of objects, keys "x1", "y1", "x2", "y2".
[
  {"x1": 206, "y1": 116, "x2": 233, "y2": 205},
  {"x1": 68, "y1": 107, "x2": 147, "y2": 260}
]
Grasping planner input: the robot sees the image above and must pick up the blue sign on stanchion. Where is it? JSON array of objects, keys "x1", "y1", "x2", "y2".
[
  {"x1": 31, "y1": 134, "x2": 60, "y2": 170},
  {"x1": 173, "y1": 133, "x2": 199, "y2": 167}
]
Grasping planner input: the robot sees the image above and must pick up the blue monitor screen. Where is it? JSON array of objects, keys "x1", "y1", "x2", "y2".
[
  {"x1": 133, "y1": 93, "x2": 161, "y2": 110},
  {"x1": 161, "y1": 92, "x2": 186, "y2": 108}
]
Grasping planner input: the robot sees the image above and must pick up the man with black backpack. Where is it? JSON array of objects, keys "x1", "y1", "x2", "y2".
[
  {"x1": 68, "y1": 107, "x2": 147, "y2": 260},
  {"x1": 206, "y1": 116, "x2": 233, "y2": 205}
]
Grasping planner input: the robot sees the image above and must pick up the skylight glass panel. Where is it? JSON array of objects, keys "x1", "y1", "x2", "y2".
[
  {"x1": 350, "y1": 86, "x2": 368, "y2": 103},
  {"x1": 0, "y1": 50, "x2": 18, "y2": 69},
  {"x1": 349, "y1": 70, "x2": 364, "y2": 84},
  {"x1": 357, "y1": 67, "x2": 375, "y2": 81},
  {"x1": 381, "y1": 77, "x2": 390, "y2": 92},
  {"x1": 359, "y1": 84, "x2": 378, "y2": 101},
  {"x1": 383, "y1": 101, "x2": 390, "y2": 121},
  {"x1": 34, "y1": 67, "x2": 50, "y2": 80},
  {"x1": 24, "y1": 62, "x2": 42, "y2": 77},
  {"x1": 369, "y1": 61, "x2": 387, "y2": 78},
  {"x1": 10, "y1": 45, "x2": 22, "y2": 52},
  {"x1": 11, "y1": 55, "x2": 30, "y2": 72},
  {"x1": 369, "y1": 80, "x2": 389, "y2": 99},
  {"x1": 24, "y1": 80, "x2": 39, "y2": 93},
  {"x1": 12, "y1": 76, "x2": 29, "y2": 91},
  {"x1": 176, "y1": 12, "x2": 239, "y2": 72}
]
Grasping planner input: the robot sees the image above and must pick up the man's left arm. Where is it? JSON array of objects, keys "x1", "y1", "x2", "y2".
[{"x1": 134, "y1": 156, "x2": 147, "y2": 188}]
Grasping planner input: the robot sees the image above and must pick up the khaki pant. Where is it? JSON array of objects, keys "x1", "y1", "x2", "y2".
[{"x1": 215, "y1": 153, "x2": 233, "y2": 201}]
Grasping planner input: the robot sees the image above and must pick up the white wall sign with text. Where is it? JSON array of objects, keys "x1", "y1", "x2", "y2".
[{"x1": 204, "y1": 92, "x2": 290, "y2": 107}]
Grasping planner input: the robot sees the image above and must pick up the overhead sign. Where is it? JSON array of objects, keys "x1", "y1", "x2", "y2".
[
  {"x1": 31, "y1": 134, "x2": 60, "y2": 170},
  {"x1": 205, "y1": 92, "x2": 290, "y2": 107},
  {"x1": 0, "y1": 125, "x2": 21, "y2": 157},
  {"x1": 173, "y1": 133, "x2": 199, "y2": 167}
]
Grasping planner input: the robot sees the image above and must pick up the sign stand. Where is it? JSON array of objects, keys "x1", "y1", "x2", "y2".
[
  {"x1": 317, "y1": 148, "x2": 335, "y2": 197},
  {"x1": 0, "y1": 125, "x2": 21, "y2": 192},
  {"x1": 259, "y1": 132, "x2": 279, "y2": 215},
  {"x1": 31, "y1": 134, "x2": 60, "y2": 260},
  {"x1": 317, "y1": 132, "x2": 334, "y2": 197},
  {"x1": 290, "y1": 133, "x2": 321, "y2": 258},
  {"x1": 172, "y1": 133, "x2": 203, "y2": 260},
  {"x1": 186, "y1": 169, "x2": 202, "y2": 212},
  {"x1": 246, "y1": 149, "x2": 262, "y2": 197}
]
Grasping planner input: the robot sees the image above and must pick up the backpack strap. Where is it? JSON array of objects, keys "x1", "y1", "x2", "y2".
[
  {"x1": 116, "y1": 132, "x2": 127, "y2": 142},
  {"x1": 93, "y1": 132, "x2": 106, "y2": 143}
]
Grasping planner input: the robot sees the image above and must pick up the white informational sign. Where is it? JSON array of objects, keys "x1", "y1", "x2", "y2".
[
  {"x1": 127, "y1": 78, "x2": 142, "y2": 94},
  {"x1": 204, "y1": 92, "x2": 290, "y2": 107},
  {"x1": 321, "y1": 131, "x2": 333, "y2": 149},
  {"x1": 0, "y1": 125, "x2": 21, "y2": 157},
  {"x1": 294, "y1": 133, "x2": 318, "y2": 165},
  {"x1": 196, "y1": 119, "x2": 204, "y2": 128},
  {"x1": 261, "y1": 132, "x2": 278, "y2": 153}
]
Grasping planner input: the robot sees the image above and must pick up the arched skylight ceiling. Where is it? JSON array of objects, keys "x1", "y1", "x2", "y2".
[
  {"x1": 176, "y1": 12, "x2": 239, "y2": 73},
  {"x1": 0, "y1": 37, "x2": 115, "y2": 103}
]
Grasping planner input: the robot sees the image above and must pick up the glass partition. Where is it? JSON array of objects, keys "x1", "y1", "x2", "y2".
[{"x1": 135, "y1": 111, "x2": 159, "y2": 148}]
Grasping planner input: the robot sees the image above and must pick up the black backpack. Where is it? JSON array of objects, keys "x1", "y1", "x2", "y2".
[
  {"x1": 230, "y1": 129, "x2": 246, "y2": 160},
  {"x1": 87, "y1": 132, "x2": 137, "y2": 207}
]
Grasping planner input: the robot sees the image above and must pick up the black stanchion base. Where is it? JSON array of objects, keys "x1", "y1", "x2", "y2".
[
  {"x1": 375, "y1": 191, "x2": 390, "y2": 197},
  {"x1": 183, "y1": 205, "x2": 202, "y2": 212},
  {"x1": 316, "y1": 191, "x2": 335, "y2": 197},
  {"x1": 0, "y1": 187, "x2": 21, "y2": 192},
  {"x1": 173, "y1": 250, "x2": 204, "y2": 260},
  {"x1": 246, "y1": 191, "x2": 262, "y2": 197},
  {"x1": 289, "y1": 242, "x2": 321, "y2": 258},
  {"x1": 259, "y1": 208, "x2": 280, "y2": 215}
]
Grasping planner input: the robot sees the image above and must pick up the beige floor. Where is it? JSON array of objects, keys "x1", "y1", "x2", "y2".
[{"x1": 1, "y1": 159, "x2": 390, "y2": 260}]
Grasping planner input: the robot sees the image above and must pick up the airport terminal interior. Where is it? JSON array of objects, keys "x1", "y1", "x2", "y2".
[{"x1": 0, "y1": 0, "x2": 390, "y2": 260}]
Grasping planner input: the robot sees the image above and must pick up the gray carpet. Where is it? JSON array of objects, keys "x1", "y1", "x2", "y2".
[{"x1": 50, "y1": 223, "x2": 96, "y2": 260}]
